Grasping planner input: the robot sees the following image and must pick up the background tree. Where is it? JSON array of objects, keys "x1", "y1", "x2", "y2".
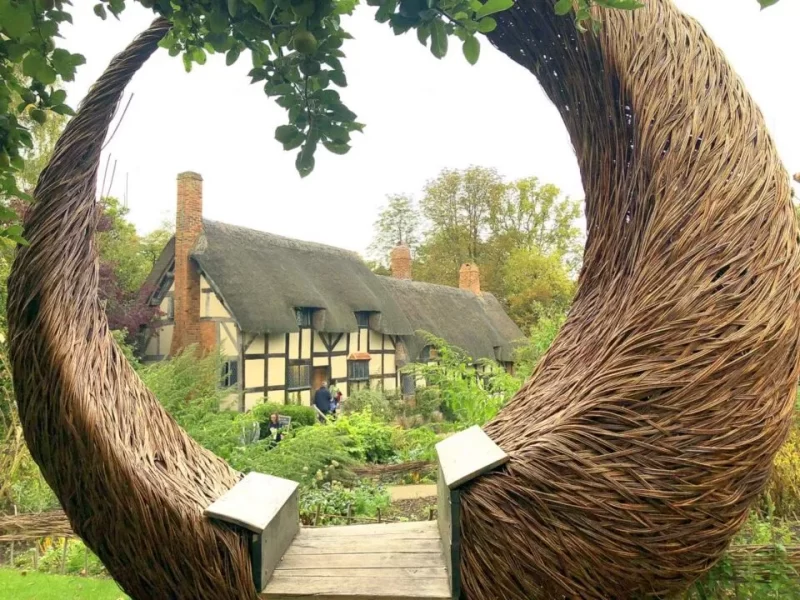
[
  {"x1": 95, "y1": 197, "x2": 170, "y2": 345},
  {"x1": 367, "y1": 194, "x2": 421, "y2": 265},
  {"x1": 501, "y1": 247, "x2": 575, "y2": 332},
  {"x1": 368, "y1": 165, "x2": 583, "y2": 327}
]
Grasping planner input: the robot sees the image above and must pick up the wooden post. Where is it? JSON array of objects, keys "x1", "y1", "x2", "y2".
[
  {"x1": 377, "y1": 508, "x2": 381, "y2": 523},
  {"x1": 83, "y1": 545, "x2": 89, "y2": 575},
  {"x1": 429, "y1": 507, "x2": 434, "y2": 521},
  {"x1": 9, "y1": 541, "x2": 15, "y2": 567},
  {"x1": 33, "y1": 543, "x2": 39, "y2": 570},
  {"x1": 314, "y1": 504, "x2": 321, "y2": 526},
  {"x1": 346, "y1": 504, "x2": 352, "y2": 525},
  {"x1": 61, "y1": 537, "x2": 69, "y2": 574}
]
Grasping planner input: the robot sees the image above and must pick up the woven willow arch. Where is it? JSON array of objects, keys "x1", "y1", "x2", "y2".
[{"x1": 7, "y1": 1, "x2": 800, "y2": 599}]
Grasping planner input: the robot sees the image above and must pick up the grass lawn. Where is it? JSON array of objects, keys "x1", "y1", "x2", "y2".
[{"x1": 0, "y1": 569, "x2": 128, "y2": 599}]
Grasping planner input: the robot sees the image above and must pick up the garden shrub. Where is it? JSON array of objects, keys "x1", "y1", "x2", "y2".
[
  {"x1": 341, "y1": 388, "x2": 394, "y2": 420},
  {"x1": 228, "y1": 425, "x2": 355, "y2": 486},
  {"x1": 332, "y1": 410, "x2": 400, "y2": 464},
  {"x1": 251, "y1": 401, "x2": 316, "y2": 434},
  {"x1": 394, "y1": 425, "x2": 439, "y2": 462},
  {"x1": 299, "y1": 480, "x2": 390, "y2": 525},
  {"x1": 404, "y1": 333, "x2": 521, "y2": 427}
]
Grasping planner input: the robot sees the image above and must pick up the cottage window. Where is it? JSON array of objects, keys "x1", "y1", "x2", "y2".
[
  {"x1": 166, "y1": 296, "x2": 175, "y2": 320},
  {"x1": 295, "y1": 308, "x2": 313, "y2": 328},
  {"x1": 348, "y1": 360, "x2": 370, "y2": 382},
  {"x1": 221, "y1": 360, "x2": 238, "y2": 388},
  {"x1": 287, "y1": 361, "x2": 311, "y2": 390},
  {"x1": 355, "y1": 311, "x2": 370, "y2": 328}
]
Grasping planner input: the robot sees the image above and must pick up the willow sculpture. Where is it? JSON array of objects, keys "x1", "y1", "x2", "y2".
[{"x1": 7, "y1": 1, "x2": 800, "y2": 600}]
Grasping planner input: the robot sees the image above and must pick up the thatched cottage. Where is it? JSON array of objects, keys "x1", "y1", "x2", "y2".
[{"x1": 140, "y1": 172, "x2": 525, "y2": 410}]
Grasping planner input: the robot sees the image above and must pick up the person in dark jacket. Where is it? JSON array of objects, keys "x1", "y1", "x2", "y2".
[{"x1": 314, "y1": 382, "x2": 332, "y2": 418}]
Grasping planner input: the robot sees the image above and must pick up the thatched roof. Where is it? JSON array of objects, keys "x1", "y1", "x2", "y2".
[
  {"x1": 143, "y1": 220, "x2": 524, "y2": 360},
  {"x1": 378, "y1": 277, "x2": 525, "y2": 363},
  {"x1": 191, "y1": 220, "x2": 414, "y2": 335}
]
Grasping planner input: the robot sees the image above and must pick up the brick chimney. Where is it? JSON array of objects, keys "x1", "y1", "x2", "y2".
[
  {"x1": 170, "y1": 172, "x2": 215, "y2": 356},
  {"x1": 459, "y1": 263, "x2": 481, "y2": 295},
  {"x1": 390, "y1": 243, "x2": 412, "y2": 280}
]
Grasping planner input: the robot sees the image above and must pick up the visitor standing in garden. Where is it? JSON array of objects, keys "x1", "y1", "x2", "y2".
[
  {"x1": 267, "y1": 413, "x2": 283, "y2": 445},
  {"x1": 314, "y1": 382, "x2": 332, "y2": 422}
]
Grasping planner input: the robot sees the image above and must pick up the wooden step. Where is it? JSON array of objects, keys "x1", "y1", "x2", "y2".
[{"x1": 261, "y1": 521, "x2": 450, "y2": 600}]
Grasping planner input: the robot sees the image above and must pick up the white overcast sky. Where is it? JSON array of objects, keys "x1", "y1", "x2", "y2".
[{"x1": 60, "y1": 0, "x2": 799, "y2": 256}]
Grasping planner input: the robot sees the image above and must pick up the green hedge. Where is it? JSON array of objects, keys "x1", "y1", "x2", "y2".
[{"x1": 251, "y1": 401, "x2": 317, "y2": 436}]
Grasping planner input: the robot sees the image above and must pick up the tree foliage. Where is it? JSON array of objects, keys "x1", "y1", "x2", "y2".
[
  {"x1": 1, "y1": 0, "x2": 780, "y2": 242},
  {"x1": 367, "y1": 194, "x2": 421, "y2": 264},
  {"x1": 95, "y1": 197, "x2": 171, "y2": 344},
  {"x1": 369, "y1": 166, "x2": 582, "y2": 327}
]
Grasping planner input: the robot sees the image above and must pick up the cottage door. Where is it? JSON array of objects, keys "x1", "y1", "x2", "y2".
[{"x1": 312, "y1": 366, "x2": 329, "y2": 394}]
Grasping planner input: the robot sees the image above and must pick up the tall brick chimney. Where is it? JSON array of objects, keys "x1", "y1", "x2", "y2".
[
  {"x1": 459, "y1": 263, "x2": 481, "y2": 295},
  {"x1": 170, "y1": 172, "x2": 215, "y2": 356},
  {"x1": 390, "y1": 243, "x2": 412, "y2": 280}
]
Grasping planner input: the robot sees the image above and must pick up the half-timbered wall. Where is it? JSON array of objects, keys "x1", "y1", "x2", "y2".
[{"x1": 144, "y1": 276, "x2": 405, "y2": 412}]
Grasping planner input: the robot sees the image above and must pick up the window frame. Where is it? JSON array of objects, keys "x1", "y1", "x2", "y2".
[
  {"x1": 287, "y1": 360, "x2": 312, "y2": 391},
  {"x1": 347, "y1": 359, "x2": 370, "y2": 382},
  {"x1": 221, "y1": 359, "x2": 238, "y2": 388},
  {"x1": 355, "y1": 311, "x2": 370, "y2": 329},
  {"x1": 295, "y1": 308, "x2": 313, "y2": 328}
]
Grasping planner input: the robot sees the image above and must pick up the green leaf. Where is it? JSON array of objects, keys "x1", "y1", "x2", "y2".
[
  {"x1": 323, "y1": 141, "x2": 350, "y2": 155},
  {"x1": 228, "y1": 0, "x2": 239, "y2": 17},
  {"x1": 50, "y1": 89, "x2": 67, "y2": 106},
  {"x1": 22, "y1": 53, "x2": 57, "y2": 85},
  {"x1": 191, "y1": 47, "x2": 207, "y2": 65},
  {"x1": 276, "y1": 125, "x2": 301, "y2": 144},
  {"x1": 1, "y1": 3, "x2": 34, "y2": 38},
  {"x1": 758, "y1": 0, "x2": 779, "y2": 7},
  {"x1": 93, "y1": 3, "x2": 107, "y2": 19},
  {"x1": 329, "y1": 70, "x2": 347, "y2": 87},
  {"x1": 462, "y1": 35, "x2": 480, "y2": 65},
  {"x1": 283, "y1": 133, "x2": 305, "y2": 151},
  {"x1": 477, "y1": 17, "x2": 497, "y2": 32},
  {"x1": 553, "y1": 0, "x2": 572, "y2": 16},
  {"x1": 430, "y1": 20, "x2": 448, "y2": 59},
  {"x1": 51, "y1": 103, "x2": 76, "y2": 116},
  {"x1": 296, "y1": 147, "x2": 315, "y2": 177},
  {"x1": 476, "y1": 0, "x2": 514, "y2": 18},
  {"x1": 182, "y1": 53, "x2": 193, "y2": 73},
  {"x1": 417, "y1": 23, "x2": 431, "y2": 47},
  {"x1": 226, "y1": 47, "x2": 241, "y2": 66}
]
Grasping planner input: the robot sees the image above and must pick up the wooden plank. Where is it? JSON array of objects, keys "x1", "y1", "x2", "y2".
[
  {"x1": 299, "y1": 521, "x2": 438, "y2": 538},
  {"x1": 284, "y1": 537, "x2": 442, "y2": 555},
  {"x1": 435, "y1": 425, "x2": 508, "y2": 490},
  {"x1": 262, "y1": 574, "x2": 450, "y2": 599},
  {"x1": 295, "y1": 532, "x2": 439, "y2": 544},
  {"x1": 270, "y1": 568, "x2": 447, "y2": 579},
  {"x1": 204, "y1": 472, "x2": 298, "y2": 533},
  {"x1": 276, "y1": 553, "x2": 443, "y2": 570}
]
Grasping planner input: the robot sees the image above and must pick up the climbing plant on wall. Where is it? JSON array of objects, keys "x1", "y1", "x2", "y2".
[{"x1": 0, "y1": 0, "x2": 784, "y2": 239}]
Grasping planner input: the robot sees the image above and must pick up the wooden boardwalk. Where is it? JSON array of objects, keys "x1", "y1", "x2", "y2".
[{"x1": 261, "y1": 520, "x2": 451, "y2": 599}]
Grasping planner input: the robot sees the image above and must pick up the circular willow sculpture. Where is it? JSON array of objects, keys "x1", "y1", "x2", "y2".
[{"x1": 7, "y1": 1, "x2": 800, "y2": 599}]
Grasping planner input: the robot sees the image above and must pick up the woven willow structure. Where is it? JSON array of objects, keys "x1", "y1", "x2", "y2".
[
  {"x1": 6, "y1": 0, "x2": 800, "y2": 599},
  {"x1": 7, "y1": 19, "x2": 257, "y2": 600},
  {"x1": 461, "y1": 1, "x2": 800, "y2": 598}
]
